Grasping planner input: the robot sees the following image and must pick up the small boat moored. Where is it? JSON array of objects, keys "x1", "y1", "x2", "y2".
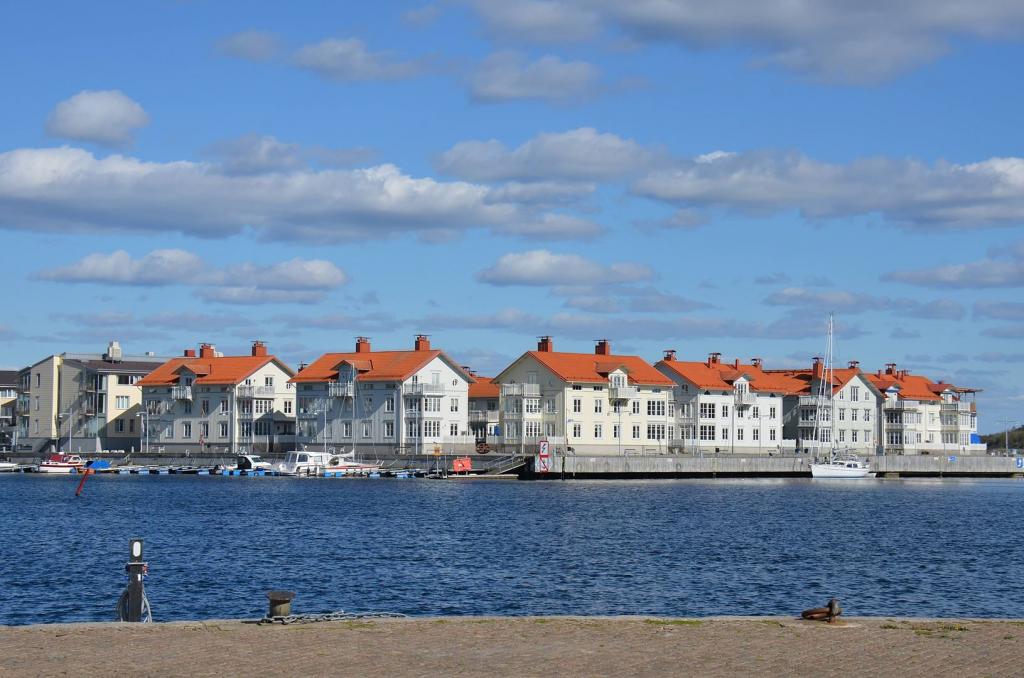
[
  {"x1": 810, "y1": 457, "x2": 874, "y2": 479},
  {"x1": 36, "y1": 454, "x2": 87, "y2": 474}
]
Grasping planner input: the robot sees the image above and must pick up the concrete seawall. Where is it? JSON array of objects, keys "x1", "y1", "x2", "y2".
[{"x1": 527, "y1": 454, "x2": 1024, "y2": 479}]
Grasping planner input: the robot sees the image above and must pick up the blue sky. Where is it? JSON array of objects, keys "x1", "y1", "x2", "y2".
[{"x1": 2, "y1": 1, "x2": 1024, "y2": 432}]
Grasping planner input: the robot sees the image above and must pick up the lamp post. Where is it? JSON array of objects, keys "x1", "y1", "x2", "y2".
[{"x1": 136, "y1": 411, "x2": 150, "y2": 456}]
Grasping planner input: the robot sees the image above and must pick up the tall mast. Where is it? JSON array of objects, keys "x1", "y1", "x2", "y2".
[{"x1": 811, "y1": 313, "x2": 835, "y2": 455}]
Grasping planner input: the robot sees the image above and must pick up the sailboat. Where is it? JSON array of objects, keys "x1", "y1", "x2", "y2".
[{"x1": 809, "y1": 314, "x2": 874, "y2": 479}]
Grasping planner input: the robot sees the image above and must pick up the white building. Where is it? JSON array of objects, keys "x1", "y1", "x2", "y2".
[
  {"x1": 772, "y1": 358, "x2": 884, "y2": 455},
  {"x1": 492, "y1": 337, "x2": 677, "y2": 456},
  {"x1": 655, "y1": 351, "x2": 791, "y2": 455},
  {"x1": 468, "y1": 376, "x2": 501, "y2": 443},
  {"x1": 866, "y1": 363, "x2": 984, "y2": 455},
  {"x1": 291, "y1": 336, "x2": 474, "y2": 455},
  {"x1": 137, "y1": 342, "x2": 295, "y2": 456}
]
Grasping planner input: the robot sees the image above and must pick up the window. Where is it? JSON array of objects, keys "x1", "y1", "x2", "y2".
[
  {"x1": 450, "y1": 398, "x2": 459, "y2": 412},
  {"x1": 631, "y1": 400, "x2": 640, "y2": 415},
  {"x1": 219, "y1": 422, "x2": 228, "y2": 437},
  {"x1": 425, "y1": 397, "x2": 441, "y2": 412},
  {"x1": 220, "y1": 399, "x2": 229, "y2": 414},
  {"x1": 769, "y1": 406, "x2": 777, "y2": 419},
  {"x1": 342, "y1": 422, "x2": 352, "y2": 438},
  {"x1": 864, "y1": 409, "x2": 871, "y2": 421},
  {"x1": 115, "y1": 395, "x2": 130, "y2": 409},
  {"x1": 594, "y1": 424, "x2": 602, "y2": 438},
  {"x1": 424, "y1": 421, "x2": 441, "y2": 437},
  {"x1": 129, "y1": 419, "x2": 135, "y2": 433},
  {"x1": 526, "y1": 421, "x2": 541, "y2": 437},
  {"x1": 384, "y1": 422, "x2": 394, "y2": 437},
  {"x1": 838, "y1": 408, "x2": 845, "y2": 421},
  {"x1": 526, "y1": 398, "x2": 540, "y2": 414},
  {"x1": 200, "y1": 422, "x2": 209, "y2": 438},
  {"x1": 851, "y1": 430, "x2": 858, "y2": 442},
  {"x1": 255, "y1": 420, "x2": 272, "y2": 435},
  {"x1": 284, "y1": 400, "x2": 292, "y2": 414},
  {"x1": 632, "y1": 424, "x2": 640, "y2": 439},
  {"x1": 667, "y1": 401, "x2": 675, "y2": 417},
  {"x1": 201, "y1": 400, "x2": 210, "y2": 416},
  {"x1": 182, "y1": 422, "x2": 192, "y2": 438},
  {"x1": 35, "y1": 373, "x2": 40, "y2": 387},
  {"x1": 450, "y1": 422, "x2": 459, "y2": 436},
  {"x1": 116, "y1": 418, "x2": 125, "y2": 433},
  {"x1": 699, "y1": 425, "x2": 715, "y2": 441},
  {"x1": 752, "y1": 406, "x2": 759, "y2": 418},
  {"x1": 851, "y1": 386, "x2": 859, "y2": 401},
  {"x1": 647, "y1": 424, "x2": 666, "y2": 440},
  {"x1": 546, "y1": 423, "x2": 556, "y2": 436},
  {"x1": 721, "y1": 428, "x2": 729, "y2": 440},
  {"x1": 34, "y1": 396, "x2": 39, "y2": 412},
  {"x1": 362, "y1": 421, "x2": 372, "y2": 438},
  {"x1": 851, "y1": 408, "x2": 858, "y2": 421},
  {"x1": 385, "y1": 397, "x2": 395, "y2": 412},
  {"x1": 241, "y1": 421, "x2": 253, "y2": 438},
  {"x1": 544, "y1": 399, "x2": 556, "y2": 414},
  {"x1": 264, "y1": 376, "x2": 274, "y2": 388},
  {"x1": 613, "y1": 424, "x2": 620, "y2": 439},
  {"x1": 839, "y1": 430, "x2": 845, "y2": 442},
  {"x1": 647, "y1": 400, "x2": 665, "y2": 416},
  {"x1": 572, "y1": 398, "x2": 581, "y2": 413},
  {"x1": 594, "y1": 399, "x2": 602, "y2": 414},
  {"x1": 572, "y1": 424, "x2": 582, "y2": 437},
  {"x1": 752, "y1": 429, "x2": 759, "y2": 441},
  {"x1": 721, "y1": 404, "x2": 729, "y2": 418},
  {"x1": 572, "y1": 385, "x2": 582, "y2": 391},
  {"x1": 668, "y1": 425, "x2": 675, "y2": 440},
  {"x1": 699, "y1": 402, "x2": 716, "y2": 418},
  {"x1": 363, "y1": 397, "x2": 373, "y2": 412},
  {"x1": 737, "y1": 428, "x2": 744, "y2": 441},
  {"x1": 406, "y1": 420, "x2": 419, "y2": 438}
]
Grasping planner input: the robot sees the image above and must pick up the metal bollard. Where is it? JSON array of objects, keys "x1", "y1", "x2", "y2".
[
  {"x1": 125, "y1": 539, "x2": 147, "y2": 622},
  {"x1": 266, "y1": 590, "x2": 296, "y2": 618}
]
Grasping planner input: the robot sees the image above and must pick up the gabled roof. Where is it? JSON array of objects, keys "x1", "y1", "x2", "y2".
[
  {"x1": 138, "y1": 355, "x2": 292, "y2": 387},
  {"x1": 502, "y1": 351, "x2": 673, "y2": 386},
  {"x1": 292, "y1": 349, "x2": 474, "y2": 384},
  {"x1": 864, "y1": 371, "x2": 945, "y2": 402},
  {"x1": 469, "y1": 377, "x2": 500, "y2": 399},
  {"x1": 660, "y1": 359, "x2": 804, "y2": 394}
]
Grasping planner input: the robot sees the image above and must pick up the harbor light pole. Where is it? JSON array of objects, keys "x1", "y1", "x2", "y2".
[{"x1": 136, "y1": 411, "x2": 150, "y2": 456}]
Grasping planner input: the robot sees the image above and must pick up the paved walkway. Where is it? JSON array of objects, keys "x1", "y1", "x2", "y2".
[{"x1": 2, "y1": 616, "x2": 1022, "y2": 677}]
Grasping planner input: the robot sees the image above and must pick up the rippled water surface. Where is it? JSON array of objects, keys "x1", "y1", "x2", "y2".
[{"x1": 2, "y1": 475, "x2": 1023, "y2": 625}]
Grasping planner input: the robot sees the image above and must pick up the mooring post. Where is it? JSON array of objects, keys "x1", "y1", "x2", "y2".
[
  {"x1": 125, "y1": 539, "x2": 146, "y2": 622},
  {"x1": 266, "y1": 590, "x2": 296, "y2": 618}
]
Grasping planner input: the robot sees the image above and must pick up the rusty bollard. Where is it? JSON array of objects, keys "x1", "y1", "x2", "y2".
[
  {"x1": 266, "y1": 590, "x2": 296, "y2": 618},
  {"x1": 800, "y1": 597, "x2": 842, "y2": 623}
]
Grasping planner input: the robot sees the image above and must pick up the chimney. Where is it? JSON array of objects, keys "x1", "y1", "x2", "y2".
[
  {"x1": 750, "y1": 358, "x2": 762, "y2": 368},
  {"x1": 707, "y1": 352, "x2": 721, "y2": 366},
  {"x1": 812, "y1": 356, "x2": 823, "y2": 380},
  {"x1": 733, "y1": 358, "x2": 740, "y2": 369},
  {"x1": 105, "y1": 340, "x2": 122, "y2": 362},
  {"x1": 537, "y1": 336, "x2": 553, "y2": 352},
  {"x1": 461, "y1": 365, "x2": 476, "y2": 376},
  {"x1": 298, "y1": 362, "x2": 308, "y2": 371},
  {"x1": 877, "y1": 369, "x2": 883, "y2": 377},
  {"x1": 251, "y1": 340, "x2": 268, "y2": 357},
  {"x1": 595, "y1": 339, "x2": 611, "y2": 355},
  {"x1": 199, "y1": 343, "x2": 215, "y2": 359},
  {"x1": 663, "y1": 349, "x2": 676, "y2": 362},
  {"x1": 183, "y1": 349, "x2": 196, "y2": 358},
  {"x1": 885, "y1": 362, "x2": 897, "y2": 376},
  {"x1": 414, "y1": 335, "x2": 431, "y2": 351},
  {"x1": 355, "y1": 337, "x2": 371, "y2": 353},
  {"x1": 848, "y1": 360, "x2": 860, "y2": 369}
]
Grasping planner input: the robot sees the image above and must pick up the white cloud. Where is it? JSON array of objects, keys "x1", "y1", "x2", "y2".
[
  {"x1": 38, "y1": 249, "x2": 203, "y2": 285},
  {"x1": 476, "y1": 249, "x2": 653, "y2": 286},
  {"x1": 765, "y1": 286, "x2": 965, "y2": 320},
  {"x1": 204, "y1": 134, "x2": 304, "y2": 175},
  {"x1": 0, "y1": 146, "x2": 532, "y2": 242},
  {"x1": 465, "y1": 0, "x2": 1024, "y2": 83},
  {"x1": 437, "y1": 127, "x2": 654, "y2": 181},
  {"x1": 635, "y1": 151, "x2": 1024, "y2": 231},
  {"x1": 292, "y1": 38, "x2": 425, "y2": 81},
  {"x1": 975, "y1": 300, "x2": 1024, "y2": 321},
  {"x1": 884, "y1": 242, "x2": 1024, "y2": 288},
  {"x1": 37, "y1": 250, "x2": 349, "y2": 305},
  {"x1": 216, "y1": 30, "x2": 281, "y2": 61},
  {"x1": 467, "y1": 52, "x2": 600, "y2": 102},
  {"x1": 45, "y1": 90, "x2": 150, "y2": 147},
  {"x1": 493, "y1": 213, "x2": 604, "y2": 240}
]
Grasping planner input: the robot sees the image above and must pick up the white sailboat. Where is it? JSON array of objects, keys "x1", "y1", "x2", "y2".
[{"x1": 809, "y1": 314, "x2": 874, "y2": 479}]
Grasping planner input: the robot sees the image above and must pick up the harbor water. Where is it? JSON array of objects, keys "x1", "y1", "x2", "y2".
[{"x1": 1, "y1": 475, "x2": 1022, "y2": 625}]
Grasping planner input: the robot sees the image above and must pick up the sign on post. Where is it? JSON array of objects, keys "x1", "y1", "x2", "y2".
[
  {"x1": 537, "y1": 440, "x2": 551, "y2": 473},
  {"x1": 1016, "y1": 457, "x2": 1023, "y2": 469}
]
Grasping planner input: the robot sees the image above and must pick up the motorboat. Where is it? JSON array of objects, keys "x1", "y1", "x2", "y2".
[
  {"x1": 0, "y1": 460, "x2": 20, "y2": 472},
  {"x1": 811, "y1": 456, "x2": 874, "y2": 479},
  {"x1": 322, "y1": 450, "x2": 382, "y2": 476},
  {"x1": 274, "y1": 450, "x2": 331, "y2": 476},
  {"x1": 36, "y1": 454, "x2": 86, "y2": 474}
]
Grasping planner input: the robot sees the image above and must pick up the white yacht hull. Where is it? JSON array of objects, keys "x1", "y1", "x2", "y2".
[
  {"x1": 811, "y1": 463, "x2": 874, "y2": 479},
  {"x1": 36, "y1": 464, "x2": 83, "y2": 474}
]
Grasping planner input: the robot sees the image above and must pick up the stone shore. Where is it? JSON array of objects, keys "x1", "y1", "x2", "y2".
[{"x1": 2, "y1": 616, "x2": 1022, "y2": 677}]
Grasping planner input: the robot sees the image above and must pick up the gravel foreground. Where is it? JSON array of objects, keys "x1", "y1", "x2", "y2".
[{"x1": 2, "y1": 616, "x2": 1023, "y2": 677}]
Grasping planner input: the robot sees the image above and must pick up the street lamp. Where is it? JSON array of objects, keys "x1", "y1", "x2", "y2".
[{"x1": 136, "y1": 411, "x2": 150, "y2": 456}]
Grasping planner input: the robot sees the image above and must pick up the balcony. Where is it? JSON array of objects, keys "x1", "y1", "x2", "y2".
[
  {"x1": 16, "y1": 395, "x2": 30, "y2": 414},
  {"x1": 609, "y1": 385, "x2": 639, "y2": 401},
  {"x1": 402, "y1": 383, "x2": 446, "y2": 396},
  {"x1": 884, "y1": 400, "x2": 918, "y2": 411},
  {"x1": 469, "y1": 410, "x2": 499, "y2": 423},
  {"x1": 501, "y1": 383, "x2": 540, "y2": 397},
  {"x1": 735, "y1": 391, "x2": 757, "y2": 407},
  {"x1": 798, "y1": 395, "x2": 822, "y2": 406},
  {"x1": 239, "y1": 408, "x2": 254, "y2": 420},
  {"x1": 171, "y1": 385, "x2": 193, "y2": 401},
  {"x1": 328, "y1": 382, "x2": 355, "y2": 398},
  {"x1": 941, "y1": 402, "x2": 973, "y2": 413},
  {"x1": 237, "y1": 385, "x2": 276, "y2": 399}
]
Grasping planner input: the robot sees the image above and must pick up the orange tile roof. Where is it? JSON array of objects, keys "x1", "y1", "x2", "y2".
[
  {"x1": 660, "y1": 359, "x2": 805, "y2": 394},
  {"x1": 864, "y1": 370, "x2": 948, "y2": 402},
  {"x1": 138, "y1": 356, "x2": 288, "y2": 386},
  {"x1": 292, "y1": 350, "x2": 474, "y2": 383},
  {"x1": 524, "y1": 351, "x2": 674, "y2": 386},
  {"x1": 469, "y1": 377, "x2": 500, "y2": 399},
  {"x1": 767, "y1": 366, "x2": 868, "y2": 396}
]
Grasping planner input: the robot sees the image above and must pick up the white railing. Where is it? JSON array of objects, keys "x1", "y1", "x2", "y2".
[
  {"x1": 941, "y1": 402, "x2": 972, "y2": 412},
  {"x1": 402, "y1": 383, "x2": 446, "y2": 396},
  {"x1": 469, "y1": 410, "x2": 499, "y2": 422},
  {"x1": 171, "y1": 385, "x2": 192, "y2": 401},
  {"x1": 501, "y1": 383, "x2": 540, "y2": 397},
  {"x1": 609, "y1": 385, "x2": 639, "y2": 401},
  {"x1": 328, "y1": 382, "x2": 355, "y2": 398},
  {"x1": 798, "y1": 395, "x2": 821, "y2": 406},
  {"x1": 237, "y1": 385, "x2": 276, "y2": 398},
  {"x1": 884, "y1": 400, "x2": 918, "y2": 410},
  {"x1": 735, "y1": 392, "x2": 757, "y2": 406}
]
